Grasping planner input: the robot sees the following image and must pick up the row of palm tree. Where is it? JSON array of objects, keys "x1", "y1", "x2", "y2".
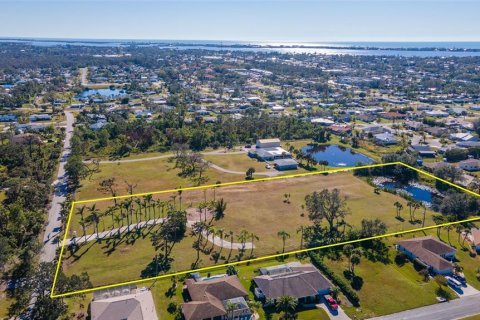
[{"x1": 74, "y1": 196, "x2": 177, "y2": 242}]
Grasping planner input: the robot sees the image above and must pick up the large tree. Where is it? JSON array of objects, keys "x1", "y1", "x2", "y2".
[{"x1": 304, "y1": 188, "x2": 350, "y2": 233}]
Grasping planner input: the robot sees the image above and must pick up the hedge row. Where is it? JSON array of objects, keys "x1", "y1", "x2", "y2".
[{"x1": 310, "y1": 253, "x2": 360, "y2": 306}]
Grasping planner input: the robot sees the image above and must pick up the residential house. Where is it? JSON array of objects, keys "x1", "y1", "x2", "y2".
[
  {"x1": 0, "y1": 114, "x2": 17, "y2": 122},
  {"x1": 425, "y1": 110, "x2": 449, "y2": 118},
  {"x1": 361, "y1": 125, "x2": 390, "y2": 136},
  {"x1": 450, "y1": 132, "x2": 478, "y2": 142},
  {"x1": 470, "y1": 229, "x2": 480, "y2": 252},
  {"x1": 408, "y1": 145, "x2": 436, "y2": 158},
  {"x1": 396, "y1": 236, "x2": 456, "y2": 275},
  {"x1": 404, "y1": 121, "x2": 425, "y2": 131},
  {"x1": 374, "y1": 133, "x2": 397, "y2": 146},
  {"x1": 425, "y1": 126, "x2": 449, "y2": 137},
  {"x1": 253, "y1": 262, "x2": 332, "y2": 305},
  {"x1": 379, "y1": 112, "x2": 406, "y2": 120},
  {"x1": 311, "y1": 118, "x2": 334, "y2": 126},
  {"x1": 182, "y1": 275, "x2": 253, "y2": 320},
  {"x1": 29, "y1": 114, "x2": 52, "y2": 122},
  {"x1": 459, "y1": 159, "x2": 480, "y2": 171},
  {"x1": 90, "y1": 287, "x2": 158, "y2": 320}
]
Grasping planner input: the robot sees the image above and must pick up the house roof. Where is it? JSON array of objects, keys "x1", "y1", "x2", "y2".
[
  {"x1": 253, "y1": 263, "x2": 332, "y2": 300},
  {"x1": 182, "y1": 275, "x2": 248, "y2": 320},
  {"x1": 90, "y1": 289, "x2": 158, "y2": 320},
  {"x1": 396, "y1": 236, "x2": 455, "y2": 271},
  {"x1": 471, "y1": 228, "x2": 480, "y2": 246}
]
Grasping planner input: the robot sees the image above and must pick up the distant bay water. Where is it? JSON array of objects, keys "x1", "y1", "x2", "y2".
[{"x1": 2, "y1": 38, "x2": 480, "y2": 57}]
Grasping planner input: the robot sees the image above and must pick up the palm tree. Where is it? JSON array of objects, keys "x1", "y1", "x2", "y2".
[
  {"x1": 216, "y1": 228, "x2": 225, "y2": 250},
  {"x1": 237, "y1": 229, "x2": 249, "y2": 252},
  {"x1": 350, "y1": 252, "x2": 361, "y2": 275},
  {"x1": 446, "y1": 225, "x2": 453, "y2": 244},
  {"x1": 250, "y1": 232, "x2": 259, "y2": 256},
  {"x1": 87, "y1": 204, "x2": 102, "y2": 240},
  {"x1": 214, "y1": 198, "x2": 227, "y2": 220},
  {"x1": 296, "y1": 226, "x2": 304, "y2": 250},
  {"x1": 421, "y1": 204, "x2": 427, "y2": 227},
  {"x1": 275, "y1": 295, "x2": 297, "y2": 317},
  {"x1": 228, "y1": 231, "x2": 234, "y2": 257},
  {"x1": 394, "y1": 201, "x2": 403, "y2": 219},
  {"x1": 277, "y1": 230, "x2": 290, "y2": 254},
  {"x1": 76, "y1": 205, "x2": 88, "y2": 239},
  {"x1": 191, "y1": 222, "x2": 206, "y2": 262},
  {"x1": 407, "y1": 201, "x2": 413, "y2": 222}
]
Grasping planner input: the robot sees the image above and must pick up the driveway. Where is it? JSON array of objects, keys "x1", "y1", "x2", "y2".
[
  {"x1": 369, "y1": 293, "x2": 480, "y2": 320},
  {"x1": 318, "y1": 303, "x2": 351, "y2": 320}
]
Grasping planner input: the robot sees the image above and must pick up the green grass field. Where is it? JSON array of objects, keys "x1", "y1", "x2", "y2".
[{"x1": 62, "y1": 169, "x2": 445, "y2": 295}]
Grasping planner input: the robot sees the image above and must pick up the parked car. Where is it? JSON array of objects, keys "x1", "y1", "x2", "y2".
[{"x1": 324, "y1": 294, "x2": 338, "y2": 311}]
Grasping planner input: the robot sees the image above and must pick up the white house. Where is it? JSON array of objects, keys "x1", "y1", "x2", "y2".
[
  {"x1": 374, "y1": 133, "x2": 397, "y2": 145},
  {"x1": 459, "y1": 159, "x2": 480, "y2": 171},
  {"x1": 310, "y1": 117, "x2": 334, "y2": 126},
  {"x1": 256, "y1": 138, "x2": 281, "y2": 149},
  {"x1": 450, "y1": 132, "x2": 478, "y2": 142}
]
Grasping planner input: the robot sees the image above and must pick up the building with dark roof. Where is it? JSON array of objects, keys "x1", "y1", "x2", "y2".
[
  {"x1": 181, "y1": 275, "x2": 252, "y2": 320},
  {"x1": 396, "y1": 236, "x2": 456, "y2": 275},
  {"x1": 253, "y1": 262, "x2": 332, "y2": 304}
]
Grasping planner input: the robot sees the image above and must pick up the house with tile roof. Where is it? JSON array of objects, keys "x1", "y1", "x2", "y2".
[
  {"x1": 396, "y1": 236, "x2": 456, "y2": 275},
  {"x1": 470, "y1": 228, "x2": 480, "y2": 253},
  {"x1": 181, "y1": 274, "x2": 253, "y2": 320},
  {"x1": 90, "y1": 287, "x2": 158, "y2": 320},
  {"x1": 252, "y1": 262, "x2": 332, "y2": 305}
]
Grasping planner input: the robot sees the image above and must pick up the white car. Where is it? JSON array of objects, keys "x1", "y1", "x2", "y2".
[{"x1": 265, "y1": 164, "x2": 271, "y2": 169}]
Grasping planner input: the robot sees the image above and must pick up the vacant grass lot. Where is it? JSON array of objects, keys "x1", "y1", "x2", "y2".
[
  {"x1": 75, "y1": 156, "x2": 239, "y2": 201},
  {"x1": 63, "y1": 170, "x2": 445, "y2": 295}
]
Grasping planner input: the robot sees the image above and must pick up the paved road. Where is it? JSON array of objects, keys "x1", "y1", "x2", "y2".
[
  {"x1": 369, "y1": 293, "x2": 480, "y2": 320},
  {"x1": 39, "y1": 110, "x2": 74, "y2": 262}
]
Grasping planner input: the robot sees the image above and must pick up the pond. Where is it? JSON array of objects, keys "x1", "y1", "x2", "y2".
[
  {"x1": 301, "y1": 144, "x2": 374, "y2": 167},
  {"x1": 77, "y1": 88, "x2": 126, "y2": 99},
  {"x1": 382, "y1": 182, "x2": 433, "y2": 205}
]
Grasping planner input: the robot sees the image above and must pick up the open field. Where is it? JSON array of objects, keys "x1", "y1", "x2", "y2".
[
  {"x1": 59, "y1": 164, "x2": 468, "y2": 296},
  {"x1": 62, "y1": 222, "x2": 480, "y2": 320},
  {"x1": 75, "y1": 156, "x2": 240, "y2": 200}
]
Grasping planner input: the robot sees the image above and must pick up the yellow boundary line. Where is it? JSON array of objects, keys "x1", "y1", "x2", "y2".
[{"x1": 50, "y1": 162, "x2": 480, "y2": 298}]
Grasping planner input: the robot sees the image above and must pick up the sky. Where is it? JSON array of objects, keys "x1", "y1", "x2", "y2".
[{"x1": 1, "y1": 0, "x2": 480, "y2": 42}]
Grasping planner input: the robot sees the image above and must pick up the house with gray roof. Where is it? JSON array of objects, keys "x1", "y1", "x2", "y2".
[
  {"x1": 253, "y1": 262, "x2": 332, "y2": 305},
  {"x1": 90, "y1": 287, "x2": 158, "y2": 320},
  {"x1": 396, "y1": 236, "x2": 456, "y2": 275}
]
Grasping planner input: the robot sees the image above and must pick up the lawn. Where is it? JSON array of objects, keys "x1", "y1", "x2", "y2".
[
  {"x1": 63, "y1": 170, "x2": 443, "y2": 295},
  {"x1": 323, "y1": 242, "x2": 452, "y2": 319},
  {"x1": 0, "y1": 294, "x2": 12, "y2": 320},
  {"x1": 75, "y1": 156, "x2": 240, "y2": 201},
  {"x1": 203, "y1": 153, "x2": 270, "y2": 173}
]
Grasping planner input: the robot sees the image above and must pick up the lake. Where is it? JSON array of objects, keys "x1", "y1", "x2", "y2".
[
  {"x1": 382, "y1": 182, "x2": 433, "y2": 205},
  {"x1": 301, "y1": 144, "x2": 374, "y2": 167},
  {"x1": 77, "y1": 88, "x2": 125, "y2": 99}
]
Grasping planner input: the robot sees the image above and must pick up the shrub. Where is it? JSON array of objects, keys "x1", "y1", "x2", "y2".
[{"x1": 310, "y1": 253, "x2": 360, "y2": 306}]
